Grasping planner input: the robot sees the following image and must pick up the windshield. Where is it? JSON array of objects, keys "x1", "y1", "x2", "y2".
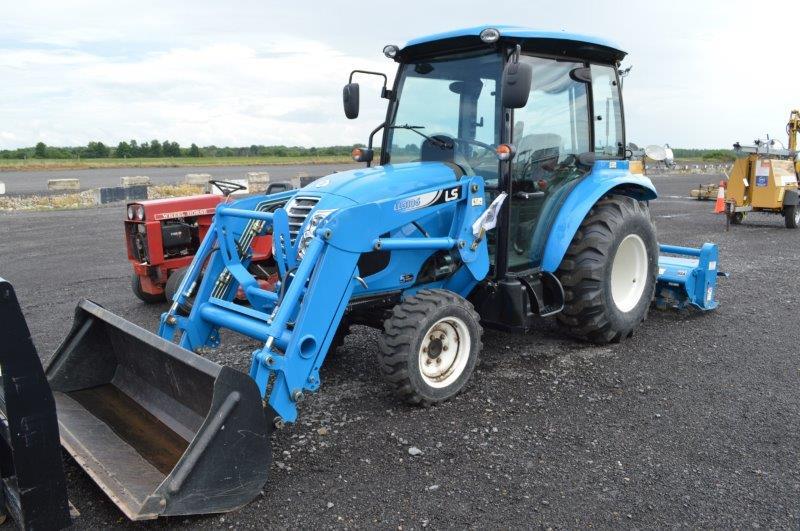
[{"x1": 385, "y1": 51, "x2": 503, "y2": 181}]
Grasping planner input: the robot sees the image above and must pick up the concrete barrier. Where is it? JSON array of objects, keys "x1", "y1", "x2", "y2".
[
  {"x1": 185, "y1": 173, "x2": 212, "y2": 185},
  {"x1": 247, "y1": 172, "x2": 270, "y2": 193},
  {"x1": 0, "y1": 181, "x2": 5, "y2": 195},
  {"x1": 94, "y1": 185, "x2": 148, "y2": 205},
  {"x1": 299, "y1": 175, "x2": 321, "y2": 188},
  {"x1": 292, "y1": 171, "x2": 309, "y2": 190},
  {"x1": 120, "y1": 175, "x2": 150, "y2": 187},
  {"x1": 47, "y1": 178, "x2": 80, "y2": 191}
]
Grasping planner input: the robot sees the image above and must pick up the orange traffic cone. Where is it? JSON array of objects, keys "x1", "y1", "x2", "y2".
[{"x1": 714, "y1": 180, "x2": 726, "y2": 214}]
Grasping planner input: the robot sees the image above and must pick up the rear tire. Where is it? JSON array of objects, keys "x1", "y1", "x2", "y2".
[
  {"x1": 378, "y1": 289, "x2": 482, "y2": 406},
  {"x1": 131, "y1": 273, "x2": 166, "y2": 304},
  {"x1": 784, "y1": 205, "x2": 799, "y2": 229},
  {"x1": 556, "y1": 195, "x2": 658, "y2": 343}
]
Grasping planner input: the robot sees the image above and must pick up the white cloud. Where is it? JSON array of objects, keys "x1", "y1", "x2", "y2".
[
  {"x1": 1, "y1": 0, "x2": 799, "y2": 149},
  {"x1": 0, "y1": 38, "x2": 390, "y2": 148}
]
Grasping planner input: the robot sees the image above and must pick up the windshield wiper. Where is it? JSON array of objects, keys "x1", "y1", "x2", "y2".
[{"x1": 389, "y1": 124, "x2": 452, "y2": 149}]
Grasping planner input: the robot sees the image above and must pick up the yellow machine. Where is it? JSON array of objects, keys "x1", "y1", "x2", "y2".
[
  {"x1": 725, "y1": 110, "x2": 800, "y2": 228},
  {"x1": 788, "y1": 109, "x2": 799, "y2": 173}
]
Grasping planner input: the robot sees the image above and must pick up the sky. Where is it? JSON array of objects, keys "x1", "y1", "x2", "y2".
[{"x1": 1, "y1": 0, "x2": 798, "y2": 150}]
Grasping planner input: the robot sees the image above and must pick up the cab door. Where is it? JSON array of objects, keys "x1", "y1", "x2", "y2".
[{"x1": 505, "y1": 56, "x2": 592, "y2": 272}]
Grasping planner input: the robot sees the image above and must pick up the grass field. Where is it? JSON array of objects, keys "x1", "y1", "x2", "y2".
[{"x1": 0, "y1": 155, "x2": 353, "y2": 171}]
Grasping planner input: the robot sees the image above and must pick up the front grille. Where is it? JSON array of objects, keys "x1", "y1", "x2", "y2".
[{"x1": 285, "y1": 196, "x2": 320, "y2": 243}]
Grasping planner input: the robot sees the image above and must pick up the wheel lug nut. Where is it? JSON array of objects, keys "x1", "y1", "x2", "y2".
[
  {"x1": 422, "y1": 347, "x2": 428, "y2": 353},
  {"x1": 443, "y1": 346, "x2": 448, "y2": 351}
]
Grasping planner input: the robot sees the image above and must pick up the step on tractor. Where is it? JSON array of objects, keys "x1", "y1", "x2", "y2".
[
  {"x1": 725, "y1": 110, "x2": 800, "y2": 228},
  {"x1": 0, "y1": 26, "x2": 724, "y2": 525}
]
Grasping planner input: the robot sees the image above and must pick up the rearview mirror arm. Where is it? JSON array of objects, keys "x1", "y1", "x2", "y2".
[{"x1": 349, "y1": 70, "x2": 394, "y2": 99}]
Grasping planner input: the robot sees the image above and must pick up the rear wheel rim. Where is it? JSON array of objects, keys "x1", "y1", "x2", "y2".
[
  {"x1": 610, "y1": 234, "x2": 648, "y2": 313},
  {"x1": 418, "y1": 317, "x2": 470, "y2": 388},
  {"x1": 793, "y1": 208, "x2": 799, "y2": 225}
]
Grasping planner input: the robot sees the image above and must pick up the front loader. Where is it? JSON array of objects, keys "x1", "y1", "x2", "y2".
[{"x1": 0, "y1": 26, "x2": 724, "y2": 525}]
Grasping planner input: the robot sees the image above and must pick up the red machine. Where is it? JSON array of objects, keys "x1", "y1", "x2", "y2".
[{"x1": 125, "y1": 193, "x2": 273, "y2": 302}]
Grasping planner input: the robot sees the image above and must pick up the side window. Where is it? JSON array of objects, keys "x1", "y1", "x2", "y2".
[
  {"x1": 590, "y1": 64, "x2": 623, "y2": 158},
  {"x1": 513, "y1": 57, "x2": 590, "y2": 165}
]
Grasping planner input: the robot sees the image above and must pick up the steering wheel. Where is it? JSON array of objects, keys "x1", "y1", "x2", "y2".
[
  {"x1": 432, "y1": 135, "x2": 496, "y2": 175},
  {"x1": 209, "y1": 179, "x2": 247, "y2": 197}
]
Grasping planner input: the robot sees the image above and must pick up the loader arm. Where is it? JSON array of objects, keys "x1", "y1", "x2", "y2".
[{"x1": 160, "y1": 176, "x2": 489, "y2": 424}]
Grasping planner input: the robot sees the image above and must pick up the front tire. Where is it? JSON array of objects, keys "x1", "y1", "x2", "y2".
[
  {"x1": 164, "y1": 266, "x2": 188, "y2": 302},
  {"x1": 378, "y1": 289, "x2": 482, "y2": 406},
  {"x1": 131, "y1": 273, "x2": 166, "y2": 304},
  {"x1": 556, "y1": 195, "x2": 658, "y2": 343}
]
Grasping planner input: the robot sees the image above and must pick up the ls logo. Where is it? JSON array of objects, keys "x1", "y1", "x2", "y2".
[{"x1": 444, "y1": 187, "x2": 460, "y2": 202}]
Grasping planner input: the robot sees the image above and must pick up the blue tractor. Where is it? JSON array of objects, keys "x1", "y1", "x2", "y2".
[{"x1": 0, "y1": 27, "x2": 723, "y2": 523}]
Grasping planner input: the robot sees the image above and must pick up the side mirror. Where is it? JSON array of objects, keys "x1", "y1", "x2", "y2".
[
  {"x1": 343, "y1": 83, "x2": 360, "y2": 119},
  {"x1": 501, "y1": 61, "x2": 532, "y2": 109}
]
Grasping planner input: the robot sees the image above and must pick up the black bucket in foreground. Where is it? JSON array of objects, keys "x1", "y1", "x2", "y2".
[{"x1": 46, "y1": 300, "x2": 272, "y2": 520}]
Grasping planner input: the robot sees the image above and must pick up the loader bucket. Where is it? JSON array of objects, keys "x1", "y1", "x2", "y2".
[{"x1": 45, "y1": 300, "x2": 272, "y2": 520}]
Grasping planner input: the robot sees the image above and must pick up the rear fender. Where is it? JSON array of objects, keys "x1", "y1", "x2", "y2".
[
  {"x1": 783, "y1": 188, "x2": 799, "y2": 206},
  {"x1": 540, "y1": 161, "x2": 657, "y2": 273}
]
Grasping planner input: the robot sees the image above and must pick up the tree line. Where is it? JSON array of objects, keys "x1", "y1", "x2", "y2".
[
  {"x1": 2, "y1": 141, "x2": 737, "y2": 161},
  {"x1": 1, "y1": 141, "x2": 361, "y2": 160}
]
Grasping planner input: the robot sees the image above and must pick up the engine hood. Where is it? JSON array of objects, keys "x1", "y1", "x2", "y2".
[{"x1": 301, "y1": 162, "x2": 461, "y2": 204}]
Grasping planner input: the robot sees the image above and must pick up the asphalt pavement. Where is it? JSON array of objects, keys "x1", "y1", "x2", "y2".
[
  {"x1": 0, "y1": 171, "x2": 797, "y2": 528},
  {"x1": 0, "y1": 162, "x2": 360, "y2": 195}
]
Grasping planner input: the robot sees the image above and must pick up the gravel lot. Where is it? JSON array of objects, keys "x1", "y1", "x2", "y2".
[{"x1": 0, "y1": 171, "x2": 797, "y2": 528}]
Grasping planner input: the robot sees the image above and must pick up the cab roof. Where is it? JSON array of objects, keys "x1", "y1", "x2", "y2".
[{"x1": 398, "y1": 25, "x2": 626, "y2": 64}]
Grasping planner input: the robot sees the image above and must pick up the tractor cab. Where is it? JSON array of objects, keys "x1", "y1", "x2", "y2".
[{"x1": 344, "y1": 26, "x2": 648, "y2": 328}]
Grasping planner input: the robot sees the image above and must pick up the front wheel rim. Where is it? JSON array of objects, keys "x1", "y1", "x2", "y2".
[
  {"x1": 610, "y1": 234, "x2": 649, "y2": 313},
  {"x1": 418, "y1": 317, "x2": 471, "y2": 388}
]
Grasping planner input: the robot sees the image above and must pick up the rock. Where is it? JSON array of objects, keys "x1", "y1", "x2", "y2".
[
  {"x1": 317, "y1": 427, "x2": 329, "y2": 436},
  {"x1": 0, "y1": 181, "x2": 5, "y2": 195},
  {"x1": 47, "y1": 178, "x2": 80, "y2": 191},
  {"x1": 408, "y1": 446, "x2": 423, "y2": 456},
  {"x1": 326, "y1": 502, "x2": 334, "y2": 509},
  {"x1": 425, "y1": 484, "x2": 439, "y2": 491}
]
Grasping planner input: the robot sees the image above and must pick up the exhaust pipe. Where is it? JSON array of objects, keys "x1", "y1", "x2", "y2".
[{"x1": 46, "y1": 300, "x2": 273, "y2": 520}]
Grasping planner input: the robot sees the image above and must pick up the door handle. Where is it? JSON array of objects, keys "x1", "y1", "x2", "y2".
[{"x1": 514, "y1": 191, "x2": 545, "y2": 200}]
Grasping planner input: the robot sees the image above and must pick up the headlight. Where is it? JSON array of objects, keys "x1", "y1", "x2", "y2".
[
  {"x1": 479, "y1": 28, "x2": 500, "y2": 43},
  {"x1": 383, "y1": 44, "x2": 399, "y2": 59},
  {"x1": 135, "y1": 205, "x2": 145, "y2": 221},
  {"x1": 297, "y1": 209, "x2": 336, "y2": 260},
  {"x1": 127, "y1": 205, "x2": 135, "y2": 220}
]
